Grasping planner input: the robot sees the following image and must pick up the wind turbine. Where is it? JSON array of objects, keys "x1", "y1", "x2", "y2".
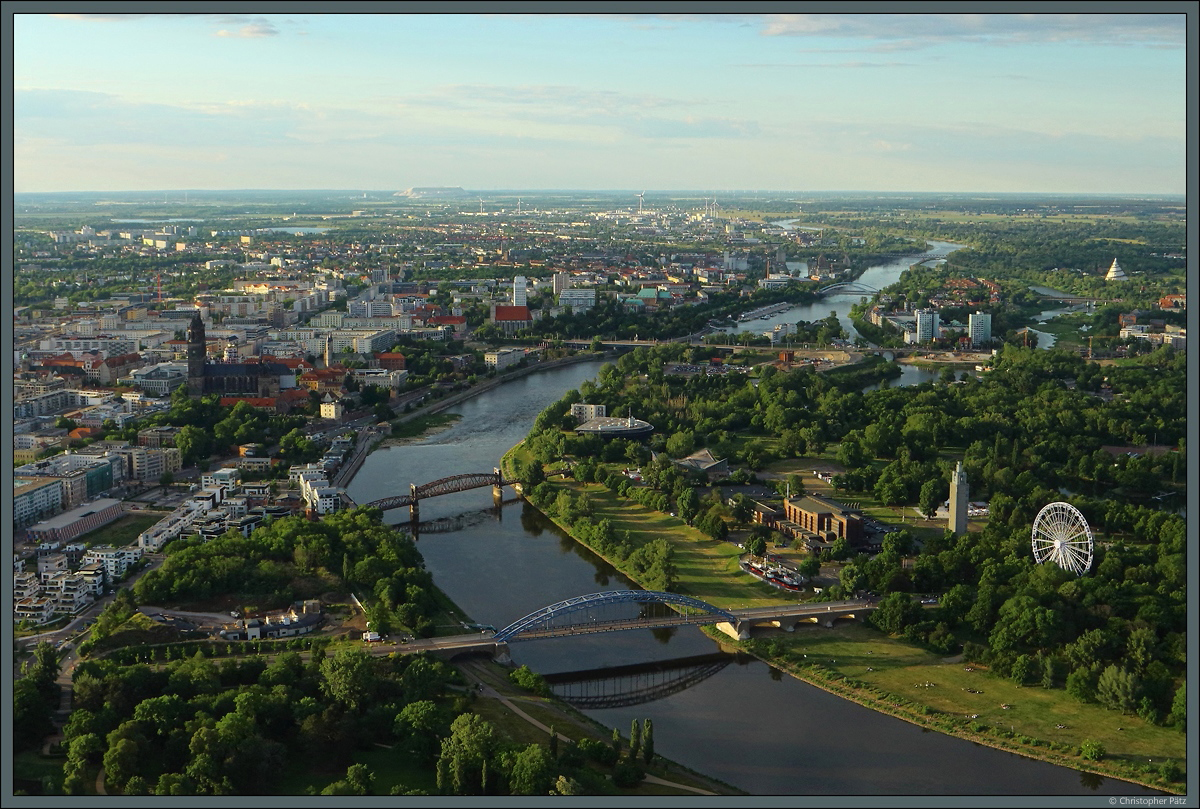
[
  {"x1": 636, "y1": 190, "x2": 646, "y2": 212},
  {"x1": 478, "y1": 197, "x2": 485, "y2": 214},
  {"x1": 516, "y1": 198, "x2": 522, "y2": 214}
]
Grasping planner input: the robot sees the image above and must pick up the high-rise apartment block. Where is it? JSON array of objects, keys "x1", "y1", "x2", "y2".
[
  {"x1": 915, "y1": 309, "x2": 940, "y2": 343},
  {"x1": 968, "y1": 311, "x2": 992, "y2": 346}
]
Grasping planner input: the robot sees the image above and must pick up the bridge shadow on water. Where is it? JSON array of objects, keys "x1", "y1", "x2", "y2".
[
  {"x1": 396, "y1": 498, "x2": 521, "y2": 538},
  {"x1": 542, "y1": 651, "x2": 757, "y2": 709}
]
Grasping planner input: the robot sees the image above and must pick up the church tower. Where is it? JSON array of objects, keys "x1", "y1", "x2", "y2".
[
  {"x1": 948, "y1": 461, "x2": 969, "y2": 536},
  {"x1": 186, "y1": 310, "x2": 207, "y2": 396}
]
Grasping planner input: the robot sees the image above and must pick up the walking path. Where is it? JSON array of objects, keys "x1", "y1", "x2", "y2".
[{"x1": 457, "y1": 661, "x2": 717, "y2": 796}]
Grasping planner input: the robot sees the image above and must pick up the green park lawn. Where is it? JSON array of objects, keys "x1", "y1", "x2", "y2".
[
  {"x1": 756, "y1": 624, "x2": 1185, "y2": 772},
  {"x1": 76, "y1": 514, "x2": 163, "y2": 548},
  {"x1": 553, "y1": 480, "x2": 795, "y2": 611}
]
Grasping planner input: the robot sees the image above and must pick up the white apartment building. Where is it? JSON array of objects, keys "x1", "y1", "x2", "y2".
[
  {"x1": 484, "y1": 348, "x2": 525, "y2": 370},
  {"x1": 570, "y1": 403, "x2": 607, "y2": 422},
  {"x1": 82, "y1": 544, "x2": 143, "y2": 583},
  {"x1": 138, "y1": 500, "x2": 208, "y2": 552},
  {"x1": 15, "y1": 597, "x2": 55, "y2": 626},
  {"x1": 968, "y1": 311, "x2": 992, "y2": 346},
  {"x1": 558, "y1": 287, "x2": 597, "y2": 312},
  {"x1": 512, "y1": 276, "x2": 528, "y2": 306},
  {"x1": 39, "y1": 335, "x2": 139, "y2": 355},
  {"x1": 348, "y1": 367, "x2": 407, "y2": 391},
  {"x1": 349, "y1": 300, "x2": 395, "y2": 318},
  {"x1": 201, "y1": 468, "x2": 241, "y2": 490},
  {"x1": 43, "y1": 571, "x2": 94, "y2": 614},
  {"x1": 915, "y1": 309, "x2": 941, "y2": 343},
  {"x1": 14, "y1": 478, "x2": 64, "y2": 529}
]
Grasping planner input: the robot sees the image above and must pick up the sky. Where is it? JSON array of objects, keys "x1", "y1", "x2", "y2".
[{"x1": 10, "y1": 11, "x2": 1189, "y2": 194}]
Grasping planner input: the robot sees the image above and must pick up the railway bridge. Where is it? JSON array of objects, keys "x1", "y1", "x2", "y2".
[{"x1": 352, "y1": 468, "x2": 513, "y2": 522}]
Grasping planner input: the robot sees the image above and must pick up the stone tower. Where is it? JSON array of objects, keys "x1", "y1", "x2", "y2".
[
  {"x1": 186, "y1": 310, "x2": 207, "y2": 396},
  {"x1": 948, "y1": 461, "x2": 969, "y2": 535}
]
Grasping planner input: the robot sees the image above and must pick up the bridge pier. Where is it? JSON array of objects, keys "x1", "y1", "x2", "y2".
[
  {"x1": 714, "y1": 621, "x2": 750, "y2": 641},
  {"x1": 493, "y1": 466, "x2": 506, "y2": 509},
  {"x1": 409, "y1": 483, "x2": 419, "y2": 523}
]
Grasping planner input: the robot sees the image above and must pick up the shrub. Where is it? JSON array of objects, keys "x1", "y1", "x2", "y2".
[
  {"x1": 1079, "y1": 739, "x2": 1105, "y2": 761},
  {"x1": 612, "y1": 762, "x2": 645, "y2": 788},
  {"x1": 577, "y1": 738, "x2": 618, "y2": 766},
  {"x1": 508, "y1": 665, "x2": 550, "y2": 696}
]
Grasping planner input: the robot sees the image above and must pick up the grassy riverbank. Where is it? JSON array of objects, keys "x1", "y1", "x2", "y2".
[
  {"x1": 383, "y1": 412, "x2": 461, "y2": 443},
  {"x1": 510, "y1": 443, "x2": 1186, "y2": 795}
]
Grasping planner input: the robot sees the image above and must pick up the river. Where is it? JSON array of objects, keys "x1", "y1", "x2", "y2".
[
  {"x1": 346, "y1": 359, "x2": 1155, "y2": 795},
  {"x1": 712, "y1": 238, "x2": 964, "y2": 345}
]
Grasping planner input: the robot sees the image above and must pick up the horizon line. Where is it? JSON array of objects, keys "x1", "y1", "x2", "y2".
[{"x1": 13, "y1": 189, "x2": 1187, "y2": 197}]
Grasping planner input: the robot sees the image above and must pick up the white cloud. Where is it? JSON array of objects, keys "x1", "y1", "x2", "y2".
[
  {"x1": 215, "y1": 18, "x2": 280, "y2": 38},
  {"x1": 758, "y1": 13, "x2": 1185, "y2": 49}
]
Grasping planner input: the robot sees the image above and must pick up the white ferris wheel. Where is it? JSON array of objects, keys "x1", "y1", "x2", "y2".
[{"x1": 1031, "y1": 501, "x2": 1094, "y2": 575}]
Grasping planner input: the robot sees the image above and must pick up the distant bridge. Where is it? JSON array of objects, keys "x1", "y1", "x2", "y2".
[
  {"x1": 357, "y1": 469, "x2": 513, "y2": 521},
  {"x1": 818, "y1": 281, "x2": 880, "y2": 296}
]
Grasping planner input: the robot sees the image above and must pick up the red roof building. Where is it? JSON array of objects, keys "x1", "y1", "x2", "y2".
[
  {"x1": 491, "y1": 305, "x2": 533, "y2": 335},
  {"x1": 375, "y1": 352, "x2": 407, "y2": 371}
]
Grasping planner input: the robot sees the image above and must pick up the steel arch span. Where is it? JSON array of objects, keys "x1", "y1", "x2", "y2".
[
  {"x1": 493, "y1": 590, "x2": 737, "y2": 643},
  {"x1": 363, "y1": 471, "x2": 506, "y2": 511}
]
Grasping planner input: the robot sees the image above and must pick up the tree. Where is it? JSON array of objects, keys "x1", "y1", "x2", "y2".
[
  {"x1": 1168, "y1": 684, "x2": 1186, "y2": 731},
  {"x1": 395, "y1": 700, "x2": 448, "y2": 763},
  {"x1": 745, "y1": 536, "x2": 766, "y2": 559},
  {"x1": 676, "y1": 487, "x2": 699, "y2": 524},
  {"x1": 642, "y1": 719, "x2": 654, "y2": 765},
  {"x1": 919, "y1": 477, "x2": 946, "y2": 520},
  {"x1": 836, "y1": 433, "x2": 868, "y2": 468},
  {"x1": 730, "y1": 495, "x2": 753, "y2": 526},
  {"x1": 321, "y1": 764, "x2": 374, "y2": 796},
  {"x1": 508, "y1": 743, "x2": 554, "y2": 795},
  {"x1": 176, "y1": 424, "x2": 212, "y2": 465},
  {"x1": 437, "y1": 714, "x2": 498, "y2": 795},
  {"x1": 102, "y1": 738, "x2": 140, "y2": 790},
  {"x1": 665, "y1": 430, "x2": 695, "y2": 458},
  {"x1": 1096, "y1": 665, "x2": 1139, "y2": 714},
  {"x1": 870, "y1": 592, "x2": 922, "y2": 635},
  {"x1": 319, "y1": 648, "x2": 378, "y2": 713}
]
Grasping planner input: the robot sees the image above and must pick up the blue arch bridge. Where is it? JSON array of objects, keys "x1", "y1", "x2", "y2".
[{"x1": 381, "y1": 590, "x2": 877, "y2": 662}]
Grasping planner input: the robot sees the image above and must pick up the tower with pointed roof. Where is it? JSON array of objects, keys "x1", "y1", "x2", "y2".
[
  {"x1": 949, "y1": 461, "x2": 969, "y2": 536},
  {"x1": 186, "y1": 311, "x2": 207, "y2": 396},
  {"x1": 1104, "y1": 258, "x2": 1128, "y2": 282}
]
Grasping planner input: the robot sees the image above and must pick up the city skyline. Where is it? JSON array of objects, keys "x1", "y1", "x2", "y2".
[{"x1": 12, "y1": 11, "x2": 1189, "y2": 194}]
